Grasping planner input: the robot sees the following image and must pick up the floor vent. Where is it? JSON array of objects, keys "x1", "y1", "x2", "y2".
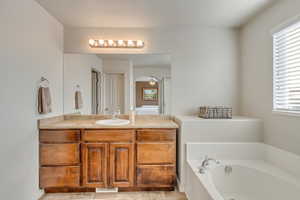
[{"x1": 96, "y1": 188, "x2": 118, "y2": 193}]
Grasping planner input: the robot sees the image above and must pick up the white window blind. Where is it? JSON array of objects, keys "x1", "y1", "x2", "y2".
[{"x1": 273, "y1": 21, "x2": 300, "y2": 114}]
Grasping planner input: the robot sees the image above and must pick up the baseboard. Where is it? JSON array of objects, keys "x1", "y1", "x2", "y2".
[{"x1": 176, "y1": 178, "x2": 185, "y2": 192}]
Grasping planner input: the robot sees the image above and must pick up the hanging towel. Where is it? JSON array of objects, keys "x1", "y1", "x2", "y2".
[
  {"x1": 38, "y1": 87, "x2": 52, "y2": 114},
  {"x1": 75, "y1": 91, "x2": 83, "y2": 109}
]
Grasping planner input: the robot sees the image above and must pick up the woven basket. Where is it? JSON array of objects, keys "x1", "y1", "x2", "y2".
[{"x1": 199, "y1": 106, "x2": 232, "y2": 119}]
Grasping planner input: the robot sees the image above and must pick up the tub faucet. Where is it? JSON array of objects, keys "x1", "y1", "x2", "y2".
[{"x1": 199, "y1": 156, "x2": 220, "y2": 174}]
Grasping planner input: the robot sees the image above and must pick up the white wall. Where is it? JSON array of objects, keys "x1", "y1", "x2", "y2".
[
  {"x1": 64, "y1": 54, "x2": 102, "y2": 114},
  {"x1": 64, "y1": 27, "x2": 240, "y2": 115},
  {"x1": 134, "y1": 65, "x2": 171, "y2": 81},
  {"x1": 102, "y1": 59, "x2": 134, "y2": 114},
  {"x1": 240, "y1": 0, "x2": 300, "y2": 156},
  {"x1": 0, "y1": 0, "x2": 64, "y2": 199}
]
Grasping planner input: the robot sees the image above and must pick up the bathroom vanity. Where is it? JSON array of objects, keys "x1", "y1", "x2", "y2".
[{"x1": 38, "y1": 115, "x2": 178, "y2": 192}]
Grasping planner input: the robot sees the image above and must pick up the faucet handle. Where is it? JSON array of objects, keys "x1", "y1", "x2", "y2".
[{"x1": 198, "y1": 167, "x2": 206, "y2": 174}]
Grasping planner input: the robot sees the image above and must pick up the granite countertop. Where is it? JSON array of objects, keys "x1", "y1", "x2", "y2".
[{"x1": 39, "y1": 114, "x2": 179, "y2": 129}]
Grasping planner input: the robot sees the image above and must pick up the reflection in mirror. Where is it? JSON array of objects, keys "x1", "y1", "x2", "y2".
[{"x1": 63, "y1": 53, "x2": 172, "y2": 115}]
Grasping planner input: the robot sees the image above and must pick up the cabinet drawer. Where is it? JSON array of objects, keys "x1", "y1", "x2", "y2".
[
  {"x1": 40, "y1": 144, "x2": 80, "y2": 166},
  {"x1": 137, "y1": 129, "x2": 176, "y2": 142},
  {"x1": 40, "y1": 166, "x2": 80, "y2": 188},
  {"x1": 40, "y1": 130, "x2": 80, "y2": 143},
  {"x1": 137, "y1": 143, "x2": 175, "y2": 164},
  {"x1": 137, "y1": 165, "x2": 176, "y2": 187},
  {"x1": 82, "y1": 130, "x2": 134, "y2": 142}
]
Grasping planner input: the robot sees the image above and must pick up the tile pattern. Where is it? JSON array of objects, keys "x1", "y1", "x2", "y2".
[{"x1": 40, "y1": 192, "x2": 187, "y2": 200}]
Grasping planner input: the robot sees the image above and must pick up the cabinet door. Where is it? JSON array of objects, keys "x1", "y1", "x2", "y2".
[
  {"x1": 82, "y1": 143, "x2": 108, "y2": 187},
  {"x1": 109, "y1": 143, "x2": 134, "y2": 187}
]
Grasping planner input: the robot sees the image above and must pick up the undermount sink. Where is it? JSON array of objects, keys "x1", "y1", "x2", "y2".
[{"x1": 95, "y1": 119, "x2": 130, "y2": 126}]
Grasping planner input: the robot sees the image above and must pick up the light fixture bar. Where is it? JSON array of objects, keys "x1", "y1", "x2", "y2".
[{"x1": 89, "y1": 39, "x2": 144, "y2": 48}]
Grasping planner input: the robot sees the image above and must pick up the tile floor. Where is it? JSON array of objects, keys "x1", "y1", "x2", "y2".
[{"x1": 40, "y1": 192, "x2": 188, "y2": 200}]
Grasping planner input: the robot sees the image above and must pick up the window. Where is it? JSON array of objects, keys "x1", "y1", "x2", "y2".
[{"x1": 273, "y1": 21, "x2": 300, "y2": 115}]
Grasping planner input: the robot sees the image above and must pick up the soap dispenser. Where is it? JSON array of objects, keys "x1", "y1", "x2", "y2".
[{"x1": 129, "y1": 106, "x2": 136, "y2": 124}]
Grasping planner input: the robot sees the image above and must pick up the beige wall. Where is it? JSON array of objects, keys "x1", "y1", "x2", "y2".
[
  {"x1": 64, "y1": 27, "x2": 240, "y2": 115},
  {"x1": 0, "y1": 0, "x2": 64, "y2": 199},
  {"x1": 240, "y1": 0, "x2": 300, "y2": 155}
]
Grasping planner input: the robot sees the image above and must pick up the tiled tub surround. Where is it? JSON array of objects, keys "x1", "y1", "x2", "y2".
[
  {"x1": 185, "y1": 143, "x2": 300, "y2": 200},
  {"x1": 174, "y1": 116, "x2": 263, "y2": 191}
]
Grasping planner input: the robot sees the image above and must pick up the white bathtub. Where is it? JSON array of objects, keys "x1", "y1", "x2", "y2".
[{"x1": 185, "y1": 143, "x2": 300, "y2": 200}]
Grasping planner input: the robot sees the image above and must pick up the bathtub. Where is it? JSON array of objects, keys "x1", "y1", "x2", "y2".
[{"x1": 185, "y1": 143, "x2": 300, "y2": 200}]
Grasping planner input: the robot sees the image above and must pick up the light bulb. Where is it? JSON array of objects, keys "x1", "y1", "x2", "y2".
[
  {"x1": 117, "y1": 40, "x2": 124, "y2": 46},
  {"x1": 108, "y1": 40, "x2": 114, "y2": 46},
  {"x1": 149, "y1": 78, "x2": 156, "y2": 86},
  {"x1": 137, "y1": 40, "x2": 144, "y2": 47},
  {"x1": 89, "y1": 39, "x2": 95, "y2": 46},
  {"x1": 127, "y1": 40, "x2": 134, "y2": 47},
  {"x1": 149, "y1": 81, "x2": 156, "y2": 86},
  {"x1": 99, "y1": 40, "x2": 105, "y2": 46}
]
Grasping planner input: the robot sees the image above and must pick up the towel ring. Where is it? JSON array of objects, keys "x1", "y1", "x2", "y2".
[
  {"x1": 76, "y1": 84, "x2": 81, "y2": 91},
  {"x1": 39, "y1": 77, "x2": 50, "y2": 87}
]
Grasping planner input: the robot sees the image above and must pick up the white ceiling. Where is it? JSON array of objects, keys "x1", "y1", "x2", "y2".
[
  {"x1": 98, "y1": 54, "x2": 171, "y2": 67},
  {"x1": 36, "y1": 0, "x2": 277, "y2": 28}
]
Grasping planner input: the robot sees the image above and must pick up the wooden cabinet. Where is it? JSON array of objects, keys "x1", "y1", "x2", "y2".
[
  {"x1": 39, "y1": 130, "x2": 80, "y2": 189},
  {"x1": 137, "y1": 143, "x2": 176, "y2": 165},
  {"x1": 40, "y1": 130, "x2": 80, "y2": 143},
  {"x1": 40, "y1": 166, "x2": 80, "y2": 188},
  {"x1": 109, "y1": 143, "x2": 134, "y2": 187},
  {"x1": 82, "y1": 130, "x2": 135, "y2": 188},
  {"x1": 137, "y1": 129, "x2": 176, "y2": 142},
  {"x1": 40, "y1": 143, "x2": 80, "y2": 166},
  {"x1": 136, "y1": 129, "x2": 176, "y2": 188},
  {"x1": 82, "y1": 130, "x2": 134, "y2": 142},
  {"x1": 39, "y1": 128, "x2": 176, "y2": 191},
  {"x1": 82, "y1": 143, "x2": 108, "y2": 187},
  {"x1": 137, "y1": 165, "x2": 176, "y2": 187}
]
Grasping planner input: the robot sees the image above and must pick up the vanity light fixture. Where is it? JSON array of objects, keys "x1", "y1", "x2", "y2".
[{"x1": 89, "y1": 39, "x2": 145, "y2": 48}]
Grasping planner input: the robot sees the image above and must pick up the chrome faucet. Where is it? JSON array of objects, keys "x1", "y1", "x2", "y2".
[
  {"x1": 112, "y1": 108, "x2": 121, "y2": 119},
  {"x1": 199, "y1": 155, "x2": 220, "y2": 174}
]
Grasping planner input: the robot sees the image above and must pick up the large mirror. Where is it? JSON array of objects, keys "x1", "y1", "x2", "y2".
[{"x1": 63, "y1": 53, "x2": 172, "y2": 115}]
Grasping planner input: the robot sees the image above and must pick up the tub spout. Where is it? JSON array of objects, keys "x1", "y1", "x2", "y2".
[{"x1": 199, "y1": 155, "x2": 220, "y2": 174}]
